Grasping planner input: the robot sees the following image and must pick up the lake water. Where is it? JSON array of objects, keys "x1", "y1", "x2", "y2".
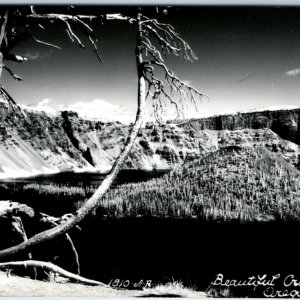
[
  {"x1": 0, "y1": 169, "x2": 170, "y2": 187},
  {"x1": 0, "y1": 169, "x2": 171, "y2": 216}
]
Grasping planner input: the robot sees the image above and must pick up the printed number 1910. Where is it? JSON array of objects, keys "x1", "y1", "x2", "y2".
[{"x1": 108, "y1": 279, "x2": 152, "y2": 289}]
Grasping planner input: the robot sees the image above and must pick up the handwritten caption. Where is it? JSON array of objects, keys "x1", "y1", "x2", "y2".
[
  {"x1": 210, "y1": 273, "x2": 300, "y2": 297},
  {"x1": 108, "y1": 279, "x2": 152, "y2": 289}
]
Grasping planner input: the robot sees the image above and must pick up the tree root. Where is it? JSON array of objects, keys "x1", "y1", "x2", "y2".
[{"x1": 0, "y1": 260, "x2": 109, "y2": 287}]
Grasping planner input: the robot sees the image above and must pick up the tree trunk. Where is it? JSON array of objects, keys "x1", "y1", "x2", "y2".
[
  {"x1": 11, "y1": 216, "x2": 37, "y2": 279},
  {"x1": 0, "y1": 11, "x2": 8, "y2": 83},
  {"x1": 0, "y1": 11, "x2": 146, "y2": 259}
]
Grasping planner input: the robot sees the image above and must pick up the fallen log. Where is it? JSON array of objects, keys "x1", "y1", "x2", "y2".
[{"x1": 0, "y1": 260, "x2": 109, "y2": 287}]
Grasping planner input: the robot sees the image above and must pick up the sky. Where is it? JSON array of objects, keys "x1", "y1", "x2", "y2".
[{"x1": 3, "y1": 5, "x2": 300, "y2": 123}]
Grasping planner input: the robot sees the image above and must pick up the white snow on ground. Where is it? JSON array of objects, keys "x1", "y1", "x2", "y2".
[
  {"x1": 177, "y1": 105, "x2": 300, "y2": 122},
  {"x1": 19, "y1": 103, "x2": 58, "y2": 118},
  {"x1": 21, "y1": 99, "x2": 134, "y2": 124},
  {"x1": 0, "y1": 140, "x2": 59, "y2": 179},
  {"x1": 246, "y1": 105, "x2": 300, "y2": 113}
]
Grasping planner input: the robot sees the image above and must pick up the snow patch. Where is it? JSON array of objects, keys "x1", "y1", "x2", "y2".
[{"x1": 22, "y1": 98, "x2": 134, "y2": 124}]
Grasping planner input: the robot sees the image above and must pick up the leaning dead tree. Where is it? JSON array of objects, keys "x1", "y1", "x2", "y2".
[{"x1": 0, "y1": 7, "x2": 206, "y2": 272}]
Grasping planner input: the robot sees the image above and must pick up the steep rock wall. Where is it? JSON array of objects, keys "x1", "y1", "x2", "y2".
[{"x1": 0, "y1": 107, "x2": 299, "y2": 178}]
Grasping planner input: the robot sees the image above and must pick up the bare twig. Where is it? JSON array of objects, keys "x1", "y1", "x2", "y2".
[
  {"x1": 73, "y1": 16, "x2": 93, "y2": 32},
  {"x1": 42, "y1": 214, "x2": 81, "y2": 275},
  {"x1": 28, "y1": 29, "x2": 61, "y2": 49},
  {"x1": 141, "y1": 37, "x2": 164, "y2": 62},
  {"x1": 141, "y1": 18, "x2": 198, "y2": 63},
  {"x1": 89, "y1": 35, "x2": 102, "y2": 62},
  {"x1": 0, "y1": 11, "x2": 8, "y2": 47},
  {"x1": 153, "y1": 61, "x2": 208, "y2": 98},
  {"x1": 60, "y1": 18, "x2": 85, "y2": 48},
  {"x1": 6, "y1": 54, "x2": 28, "y2": 62},
  {"x1": 30, "y1": 6, "x2": 36, "y2": 15},
  {"x1": 3, "y1": 66, "x2": 23, "y2": 81},
  {"x1": 106, "y1": 13, "x2": 136, "y2": 23}
]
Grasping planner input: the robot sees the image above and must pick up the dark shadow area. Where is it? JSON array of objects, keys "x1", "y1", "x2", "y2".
[{"x1": 71, "y1": 217, "x2": 300, "y2": 298}]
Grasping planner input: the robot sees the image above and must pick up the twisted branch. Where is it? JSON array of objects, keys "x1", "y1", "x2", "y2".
[
  {"x1": 143, "y1": 59, "x2": 208, "y2": 121},
  {"x1": 3, "y1": 65, "x2": 23, "y2": 81},
  {"x1": 142, "y1": 18, "x2": 197, "y2": 62},
  {"x1": 0, "y1": 260, "x2": 108, "y2": 287},
  {"x1": 42, "y1": 213, "x2": 81, "y2": 275},
  {"x1": 28, "y1": 28, "x2": 61, "y2": 49}
]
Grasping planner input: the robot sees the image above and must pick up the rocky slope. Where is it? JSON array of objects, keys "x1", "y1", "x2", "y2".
[
  {"x1": 97, "y1": 145, "x2": 300, "y2": 221},
  {"x1": 0, "y1": 105, "x2": 299, "y2": 178}
]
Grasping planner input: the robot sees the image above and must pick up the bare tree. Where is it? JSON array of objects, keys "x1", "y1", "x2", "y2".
[{"x1": 0, "y1": 6, "x2": 206, "y2": 271}]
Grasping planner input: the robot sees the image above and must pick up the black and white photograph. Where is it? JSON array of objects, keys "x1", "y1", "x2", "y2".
[{"x1": 0, "y1": 1, "x2": 300, "y2": 297}]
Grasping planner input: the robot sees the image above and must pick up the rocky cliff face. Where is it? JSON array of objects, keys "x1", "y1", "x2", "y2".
[
  {"x1": 177, "y1": 109, "x2": 300, "y2": 145},
  {"x1": 0, "y1": 107, "x2": 299, "y2": 178}
]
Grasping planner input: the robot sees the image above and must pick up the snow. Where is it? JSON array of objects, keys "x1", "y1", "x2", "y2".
[
  {"x1": 0, "y1": 166, "x2": 58, "y2": 180},
  {"x1": 21, "y1": 99, "x2": 133, "y2": 124},
  {"x1": 211, "y1": 105, "x2": 300, "y2": 118},
  {"x1": 19, "y1": 104, "x2": 58, "y2": 118},
  {"x1": 0, "y1": 139, "x2": 60, "y2": 179},
  {"x1": 175, "y1": 105, "x2": 300, "y2": 124},
  {"x1": 246, "y1": 105, "x2": 300, "y2": 113}
]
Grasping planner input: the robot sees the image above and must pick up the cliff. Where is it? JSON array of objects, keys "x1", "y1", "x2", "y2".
[
  {"x1": 0, "y1": 106, "x2": 299, "y2": 178},
  {"x1": 177, "y1": 108, "x2": 300, "y2": 144}
]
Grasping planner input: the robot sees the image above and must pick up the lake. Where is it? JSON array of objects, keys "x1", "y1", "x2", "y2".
[
  {"x1": 0, "y1": 169, "x2": 170, "y2": 216},
  {"x1": 0, "y1": 169, "x2": 170, "y2": 187}
]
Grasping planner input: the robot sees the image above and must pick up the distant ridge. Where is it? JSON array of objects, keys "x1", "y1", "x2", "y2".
[{"x1": 0, "y1": 106, "x2": 299, "y2": 178}]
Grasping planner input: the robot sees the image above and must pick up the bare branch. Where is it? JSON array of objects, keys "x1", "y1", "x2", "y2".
[
  {"x1": 61, "y1": 19, "x2": 85, "y2": 48},
  {"x1": 26, "y1": 13, "x2": 98, "y2": 22},
  {"x1": 0, "y1": 11, "x2": 8, "y2": 47},
  {"x1": 142, "y1": 19, "x2": 198, "y2": 63},
  {"x1": 28, "y1": 28, "x2": 61, "y2": 49},
  {"x1": 43, "y1": 213, "x2": 80, "y2": 275},
  {"x1": 30, "y1": 6, "x2": 36, "y2": 15},
  {"x1": 0, "y1": 260, "x2": 109, "y2": 287},
  {"x1": 142, "y1": 18, "x2": 175, "y2": 31},
  {"x1": 22, "y1": 12, "x2": 137, "y2": 64},
  {"x1": 141, "y1": 37, "x2": 164, "y2": 62},
  {"x1": 142, "y1": 58, "x2": 208, "y2": 121},
  {"x1": 3, "y1": 66, "x2": 23, "y2": 81},
  {"x1": 73, "y1": 16, "x2": 93, "y2": 33},
  {"x1": 65, "y1": 28, "x2": 74, "y2": 42},
  {"x1": 145, "y1": 24, "x2": 181, "y2": 57},
  {"x1": 6, "y1": 53, "x2": 28, "y2": 62},
  {"x1": 88, "y1": 35, "x2": 102, "y2": 62},
  {"x1": 26, "y1": 13, "x2": 135, "y2": 23},
  {"x1": 106, "y1": 13, "x2": 136, "y2": 23},
  {"x1": 153, "y1": 60, "x2": 208, "y2": 99}
]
